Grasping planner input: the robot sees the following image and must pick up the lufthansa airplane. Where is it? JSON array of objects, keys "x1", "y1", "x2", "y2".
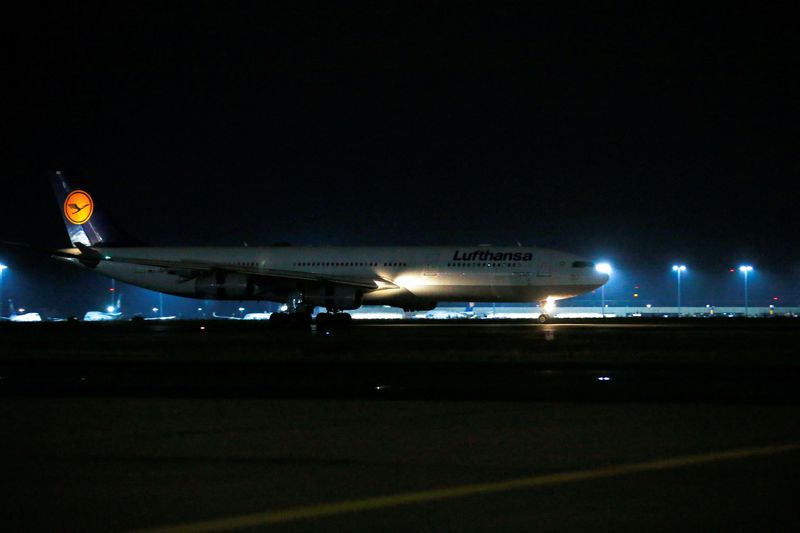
[{"x1": 30, "y1": 172, "x2": 609, "y2": 324}]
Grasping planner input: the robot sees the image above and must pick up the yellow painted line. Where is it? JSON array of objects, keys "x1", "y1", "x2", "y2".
[{"x1": 131, "y1": 442, "x2": 800, "y2": 533}]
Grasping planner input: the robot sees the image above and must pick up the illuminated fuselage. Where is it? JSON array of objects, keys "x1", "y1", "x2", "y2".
[{"x1": 56, "y1": 245, "x2": 609, "y2": 310}]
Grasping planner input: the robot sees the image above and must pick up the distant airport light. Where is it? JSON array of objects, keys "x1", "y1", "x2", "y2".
[
  {"x1": 238, "y1": 307, "x2": 245, "y2": 312},
  {"x1": 672, "y1": 264, "x2": 687, "y2": 315},
  {"x1": 738, "y1": 265, "x2": 754, "y2": 317},
  {"x1": 0, "y1": 264, "x2": 6, "y2": 318},
  {"x1": 594, "y1": 263, "x2": 612, "y2": 317},
  {"x1": 152, "y1": 307, "x2": 159, "y2": 313},
  {"x1": 18, "y1": 308, "x2": 25, "y2": 313},
  {"x1": 595, "y1": 263, "x2": 612, "y2": 275},
  {"x1": 106, "y1": 306, "x2": 115, "y2": 313}
]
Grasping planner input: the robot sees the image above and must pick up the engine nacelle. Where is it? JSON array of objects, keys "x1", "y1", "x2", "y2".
[
  {"x1": 195, "y1": 272, "x2": 258, "y2": 299},
  {"x1": 401, "y1": 301, "x2": 437, "y2": 312},
  {"x1": 303, "y1": 286, "x2": 363, "y2": 311}
]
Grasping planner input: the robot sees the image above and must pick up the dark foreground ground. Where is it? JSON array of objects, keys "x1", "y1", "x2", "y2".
[{"x1": 1, "y1": 319, "x2": 799, "y2": 532}]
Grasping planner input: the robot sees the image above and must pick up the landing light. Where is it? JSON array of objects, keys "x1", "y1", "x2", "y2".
[
  {"x1": 543, "y1": 297, "x2": 557, "y2": 314},
  {"x1": 595, "y1": 263, "x2": 612, "y2": 275},
  {"x1": 739, "y1": 265, "x2": 753, "y2": 273},
  {"x1": 0, "y1": 264, "x2": 7, "y2": 271},
  {"x1": 394, "y1": 275, "x2": 426, "y2": 290},
  {"x1": 106, "y1": 306, "x2": 115, "y2": 313}
]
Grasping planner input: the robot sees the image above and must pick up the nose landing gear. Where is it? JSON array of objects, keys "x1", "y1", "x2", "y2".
[{"x1": 538, "y1": 299, "x2": 554, "y2": 323}]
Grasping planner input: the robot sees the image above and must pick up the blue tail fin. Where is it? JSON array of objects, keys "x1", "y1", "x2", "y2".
[{"x1": 50, "y1": 171, "x2": 145, "y2": 247}]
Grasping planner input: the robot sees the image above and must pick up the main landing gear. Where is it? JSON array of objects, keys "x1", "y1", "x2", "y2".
[
  {"x1": 269, "y1": 311, "x2": 312, "y2": 328},
  {"x1": 315, "y1": 312, "x2": 352, "y2": 328},
  {"x1": 269, "y1": 292, "x2": 313, "y2": 328}
]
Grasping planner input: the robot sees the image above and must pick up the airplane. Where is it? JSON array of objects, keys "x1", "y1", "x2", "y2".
[
  {"x1": 12, "y1": 172, "x2": 610, "y2": 325},
  {"x1": 83, "y1": 310, "x2": 123, "y2": 321}
]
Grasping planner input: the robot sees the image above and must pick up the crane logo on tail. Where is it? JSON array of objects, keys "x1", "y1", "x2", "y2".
[{"x1": 64, "y1": 190, "x2": 94, "y2": 225}]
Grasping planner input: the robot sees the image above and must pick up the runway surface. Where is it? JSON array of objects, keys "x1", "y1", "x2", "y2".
[{"x1": 1, "y1": 319, "x2": 799, "y2": 531}]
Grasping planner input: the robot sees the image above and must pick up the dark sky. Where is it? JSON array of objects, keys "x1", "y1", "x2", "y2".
[{"x1": 4, "y1": 4, "x2": 799, "y2": 313}]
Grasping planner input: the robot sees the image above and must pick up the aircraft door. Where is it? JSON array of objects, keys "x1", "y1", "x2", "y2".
[
  {"x1": 536, "y1": 254, "x2": 552, "y2": 277},
  {"x1": 423, "y1": 252, "x2": 440, "y2": 277}
]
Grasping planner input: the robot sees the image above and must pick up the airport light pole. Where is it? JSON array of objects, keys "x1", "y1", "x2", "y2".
[
  {"x1": 672, "y1": 265, "x2": 687, "y2": 316},
  {"x1": 0, "y1": 264, "x2": 7, "y2": 318},
  {"x1": 595, "y1": 263, "x2": 613, "y2": 317},
  {"x1": 739, "y1": 265, "x2": 753, "y2": 317}
]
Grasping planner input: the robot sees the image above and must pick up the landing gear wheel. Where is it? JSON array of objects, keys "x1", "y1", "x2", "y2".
[
  {"x1": 316, "y1": 312, "x2": 352, "y2": 328},
  {"x1": 315, "y1": 312, "x2": 333, "y2": 327},
  {"x1": 538, "y1": 313, "x2": 551, "y2": 324},
  {"x1": 269, "y1": 313, "x2": 288, "y2": 326}
]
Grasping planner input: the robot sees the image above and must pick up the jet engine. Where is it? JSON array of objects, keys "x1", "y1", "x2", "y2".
[
  {"x1": 195, "y1": 272, "x2": 258, "y2": 299},
  {"x1": 303, "y1": 285, "x2": 363, "y2": 311}
]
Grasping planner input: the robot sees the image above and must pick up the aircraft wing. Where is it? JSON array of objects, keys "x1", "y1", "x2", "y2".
[
  {"x1": 2, "y1": 241, "x2": 395, "y2": 290},
  {"x1": 73, "y1": 246, "x2": 390, "y2": 290}
]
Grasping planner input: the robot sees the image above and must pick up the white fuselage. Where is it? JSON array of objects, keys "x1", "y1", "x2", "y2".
[{"x1": 56, "y1": 245, "x2": 609, "y2": 308}]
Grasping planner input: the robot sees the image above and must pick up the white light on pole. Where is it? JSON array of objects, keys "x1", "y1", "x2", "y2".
[
  {"x1": 595, "y1": 263, "x2": 612, "y2": 316},
  {"x1": 0, "y1": 264, "x2": 6, "y2": 318},
  {"x1": 739, "y1": 265, "x2": 753, "y2": 317},
  {"x1": 672, "y1": 265, "x2": 687, "y2": 316}
]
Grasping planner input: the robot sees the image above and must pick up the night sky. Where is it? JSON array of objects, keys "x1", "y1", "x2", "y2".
[{"x1": 4, "y1": 4, "x2": 799, "y2": 315}]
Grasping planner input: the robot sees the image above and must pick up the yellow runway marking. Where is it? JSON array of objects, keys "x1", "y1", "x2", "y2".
[{"x1": 131, "y1": 442, "x2": 800, "y2": 533}]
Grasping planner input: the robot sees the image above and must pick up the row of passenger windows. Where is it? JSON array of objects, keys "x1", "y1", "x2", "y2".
[
  {"x1": 292, "y1": 261, "x2": 408, "y2": 267},
  {"x1": 229, "y1": 260, "x2": 590, "y2": 270},
  {"x1": 446, "y1": 262, "x2": 525, "y2": 268}
]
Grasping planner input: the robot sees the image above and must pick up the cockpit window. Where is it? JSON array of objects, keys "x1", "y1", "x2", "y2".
[{"x1": 572, "y1": 261, "x2": 595, "y2": 268}]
